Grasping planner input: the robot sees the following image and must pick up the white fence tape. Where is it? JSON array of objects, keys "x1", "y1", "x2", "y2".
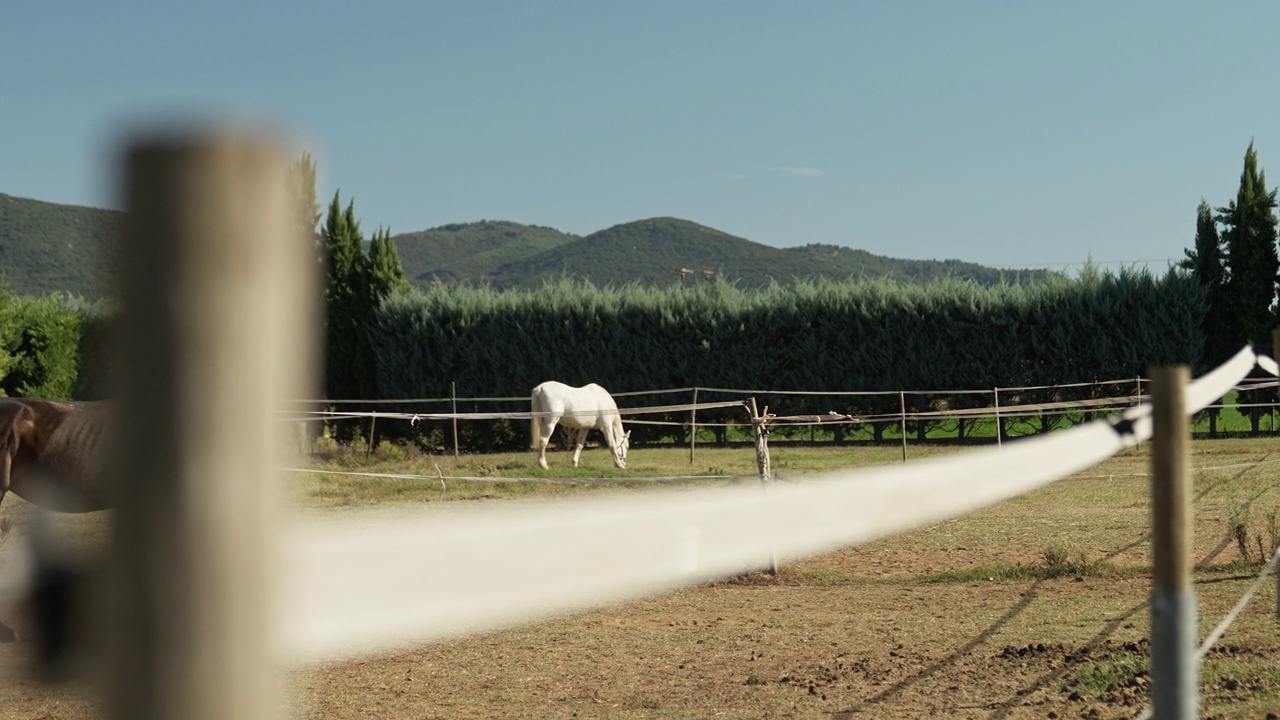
[{"x1": 278, "y1": 346, "x2": 1261, "y2": 662}]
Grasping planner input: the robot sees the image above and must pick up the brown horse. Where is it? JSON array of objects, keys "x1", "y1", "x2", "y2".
[{"x1": 0, "y1": 398, "x2": 113, "y2": 513}]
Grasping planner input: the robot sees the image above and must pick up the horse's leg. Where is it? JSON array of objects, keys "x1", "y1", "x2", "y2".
[
  {"x1": 0, "y1": 453, "x2": 9, "y2": 512},
  {"x1": 537, "y1": 416, "x2": 557, "y2": 470},
  {"x1": 532, "y1": 406, "x2": 546, "y2": 468},
  {"x1": 571, "y1": 427, "x2": 589, "y2": 467}
]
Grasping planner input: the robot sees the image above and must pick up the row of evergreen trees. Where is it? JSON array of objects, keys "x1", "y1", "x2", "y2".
[{"x1": 1181, "y1": 142, "x2": 1280, "y2": 369}]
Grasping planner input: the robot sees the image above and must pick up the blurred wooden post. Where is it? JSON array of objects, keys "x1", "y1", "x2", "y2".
[
  {"x1": 105, "y1": 131, "x2": 319, "y2": 720},
  {"x1": 688, "y1": 387, "x2": 699, "y2": 464},
  {"x1": 1149, "y1": 364, "x2": 1197, "y2": 720},
  {"x1": 366, "y1": 414, "x2": 377, "y2": 459},
  {"x1": 1274, "y1": 328, "x2": 1280, "y2": 621}
]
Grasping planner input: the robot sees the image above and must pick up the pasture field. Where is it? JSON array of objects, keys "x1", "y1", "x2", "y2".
[{"x1": 2, "y1": 438, "x2": 1280, "y2": 719}]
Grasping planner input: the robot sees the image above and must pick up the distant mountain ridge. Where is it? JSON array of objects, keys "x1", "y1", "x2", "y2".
[
  {"x1": 393, "y1": 220, "x2": 580, "y2": 284},
  {"x1": 0, "y1": 193, "x2": 121, "y2": 298},
  {"x1": 0, "y1": 193, "x2": 1052, "y2": 297},
  {"x1": 413, "y1": 217, "x2": 1053, "y2": 289}
]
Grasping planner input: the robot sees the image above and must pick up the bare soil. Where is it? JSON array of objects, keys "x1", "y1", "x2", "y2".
[{"x1": 4, "y1": 441, "x2": 1280, "y2": 719}]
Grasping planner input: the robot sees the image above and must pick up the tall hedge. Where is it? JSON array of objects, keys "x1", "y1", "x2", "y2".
[{"x1": 369, "y1": 267, "x2": 1205, "y2": 448}]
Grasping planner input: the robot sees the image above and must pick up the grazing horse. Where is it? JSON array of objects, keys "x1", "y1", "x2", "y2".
[
  {"x1": 530, "y1": 382, "x2": 630, "y2": 470},
  {"x1": 0, "y1": 399, "x2": 113, "y2": 513}
]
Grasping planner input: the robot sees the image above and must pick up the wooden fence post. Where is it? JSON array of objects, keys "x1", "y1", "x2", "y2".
[
  {"x1": 898, "y1": 391, "x2": 908, "y2": 462},
  {"x1": 748, "y1": 398, "x2": 777, "y2": 576},
  {"x1": 749, "y1": 398, "x2": 772, "y2": 483},
  {"x1": 451, "y1": 381, "x2": 459, "y2": 459},
  {"x1": 994, "y1": 387, "x2": 1002, "y2": 447},
  {"x1": 689, "y1": 387, "x2": 699, "y2": 464},
  {"x1": 1149, "y1": 364, "x2": 1197, "y2": 720},
  {"x1": 1136, "y1": 375, "x2": 1145, "y2": 449},
  {"x1": 104, "y1": 131, "x2": 318, "y2": 720}
]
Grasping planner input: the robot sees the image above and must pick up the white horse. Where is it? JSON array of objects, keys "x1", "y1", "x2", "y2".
[{"x1": 530, "y1": 381, "x2": 630, "y2": 470}]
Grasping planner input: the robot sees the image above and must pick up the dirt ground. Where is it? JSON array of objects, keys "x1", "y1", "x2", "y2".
[{"x1": 3, "y1": 443, "x2": 1280, "y2": 719}]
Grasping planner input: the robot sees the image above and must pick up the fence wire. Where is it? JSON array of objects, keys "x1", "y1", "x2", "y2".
[{"x1": 1130, "y1": 546, "x2": 1280, "y2": 720}]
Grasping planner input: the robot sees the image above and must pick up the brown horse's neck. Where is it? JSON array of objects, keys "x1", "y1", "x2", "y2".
[{"x1": 10, "y1": 400, "x2": 77, "y2": 468}]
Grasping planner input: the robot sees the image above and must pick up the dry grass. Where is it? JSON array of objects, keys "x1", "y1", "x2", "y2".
[{"x1": 3, "y1": 438, "x2": 1280, "y2": 719}]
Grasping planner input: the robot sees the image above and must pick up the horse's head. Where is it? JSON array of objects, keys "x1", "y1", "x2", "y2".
[{"x1": 611, "y1": 429, "x2": 631, "y2": 469}]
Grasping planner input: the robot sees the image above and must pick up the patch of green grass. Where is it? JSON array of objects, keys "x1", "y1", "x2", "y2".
[
  {"x1": 1192, "y1": 391, "x2": 1280, "y2": 434},
  {"x1": 1202, "y1": 655, "x2": 1280, "y2": 701},
  {"x1": 1068, "y1": 652, "x2": 1148, "y2": 697},
  {"x1": 920, "y1": 563, "x2": 1033, "y2": 583},
  {"x1": 921, "y1": 559, "x2": 1125, "y2": 584},
  {"x1": 1196, "y1": 558, "x2": 1272, "y2": 575}
]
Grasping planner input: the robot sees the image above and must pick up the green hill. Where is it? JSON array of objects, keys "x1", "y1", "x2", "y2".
[
  {"x1": 485, "y1": 217, "x2": 1052, "y2": 289},
  {"x1": 781, "y1": 243, "x2": 1052, "y2": 285},
  {"x1": 487, "y1": 217, "x2": 781, "y2": 288},
  {"x1": 391, "y1": 221, "x2": 579, "y2": 284},
  {"x1": 0, "y1": 193, "x2": 121, "y2": 298}
]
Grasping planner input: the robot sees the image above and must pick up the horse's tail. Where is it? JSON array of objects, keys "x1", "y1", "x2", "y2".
[{"x1": 530, "y1": 389, "x2": 542, "y2": 449}]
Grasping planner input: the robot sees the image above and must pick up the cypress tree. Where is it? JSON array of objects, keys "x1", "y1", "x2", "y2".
[
  {"x1": 1218, "y1": 142, "x2": 1280, "y2": 350},
  {"x1": 287, "y1": 152, "x2": 322, "y2": 245},
  {"x1": 321, "y1": 192, "x2": 374, "y2": 417},
  {"x1": 1180, "y1": 199, "x2": 1228, "y2": 368},
  {"x1": 368, "y1": 226, "x2": 409, "y2": 299},
  {"x1": 320, "y1": 194, "x2": 411, "y2": 441}
]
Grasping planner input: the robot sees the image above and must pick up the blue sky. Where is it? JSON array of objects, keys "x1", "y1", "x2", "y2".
[{"x1": 4, "y1": 1, "x2": 1279, "y2": 272}]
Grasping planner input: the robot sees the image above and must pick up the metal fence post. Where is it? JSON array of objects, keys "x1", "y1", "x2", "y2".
[{"x1": 1149, "y1": 364, "x2": 1197, "y2": 720}]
